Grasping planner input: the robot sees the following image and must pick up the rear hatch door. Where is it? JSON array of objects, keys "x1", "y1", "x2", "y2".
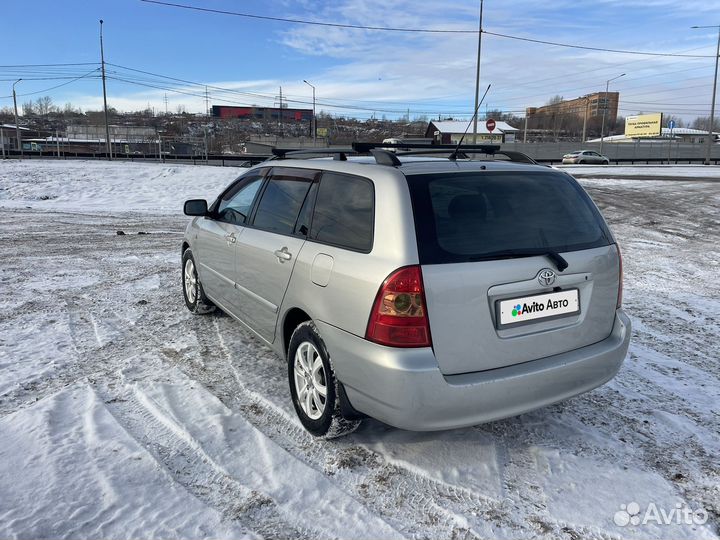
[{"x1": 406, "y1": 168, "x2": 619, "y2": 375}]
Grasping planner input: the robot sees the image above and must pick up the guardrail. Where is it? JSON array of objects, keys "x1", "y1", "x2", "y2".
[
  {"x1": 0, "y1": 150, "x2": 269, "y2": 167},
  {"x1": 538, "y1": 157, "x2": 720, "y2": 165},
  {"x1": 2, "y1": 150, "x2": 720, "y2": 166}
]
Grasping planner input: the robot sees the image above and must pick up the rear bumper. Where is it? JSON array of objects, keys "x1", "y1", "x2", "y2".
[{"x1": 317, "y1": 310, "x2": 631, "y2": 431}]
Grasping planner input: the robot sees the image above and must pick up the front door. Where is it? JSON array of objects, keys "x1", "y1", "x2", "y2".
[{"x1": 195, "y1": 172, "x2": 265, "y2": 304}]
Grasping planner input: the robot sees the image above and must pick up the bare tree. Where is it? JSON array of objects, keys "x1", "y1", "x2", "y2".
[
  {"x1": 691, "y1": 116, "x2": 711, "y2": 131},
  {"x1": 22, "y1": 101, "x2": 34, "y2": 116},
  {"x1": 35, "y1": 96, "x2": 54, "y2": 116}
]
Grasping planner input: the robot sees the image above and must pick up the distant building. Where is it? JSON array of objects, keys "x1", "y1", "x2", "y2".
[
  {"x1": 0, "y1": 124, "x2": 31, "y2": 151},
  {"x1": 425, "y1": 120, "x2": 519, "y2": 144},
  {"x1": 526, "y1": 92, "x2": 620, "y2": 126},
  {"x1": 66, "y1": 125, "x2": 158, "y2": 142},
  {"x1": 211, "y1": 105, "x2": 312, "y2": 122}
]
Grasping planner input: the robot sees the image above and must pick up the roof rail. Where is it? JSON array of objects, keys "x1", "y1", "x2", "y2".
[
  {"x1": 352, "y1": 142, "x2": 538, "y2": 165},
  {"x1": 267, "y1": 143, "x2": 538, "y2": 167},
  {"x1": 270, "y1": 148, "x2": 354, "y2": 161},
  {"x1": 353, "y1": 142, "x2": 502, "y2": 153}
]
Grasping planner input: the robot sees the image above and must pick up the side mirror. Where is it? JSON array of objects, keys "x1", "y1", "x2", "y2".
[{"x1": 184, "y1": 199, "x2": 208, "y2": 216}]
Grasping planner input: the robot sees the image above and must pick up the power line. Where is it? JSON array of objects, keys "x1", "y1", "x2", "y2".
[
  {"x1": 140, "y1": 0, "x2": 477, "y2": 34},
  {"x1": 0, "y1": 68, "x2": 101, "y2": 100},
  {"x1": 481, "y1": 31, "x2": 714, "y2": 58},
  {"x1": 0, "y1": 62, "x2": 100, "y2": 68},
  {"x1": 141, "y1": 0, "x2": 716, "y2": 58}
]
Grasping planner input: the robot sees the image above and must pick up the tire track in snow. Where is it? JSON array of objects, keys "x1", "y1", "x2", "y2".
[{"x1": 58, "y1": 300, "x2": 317, "y2": 540}]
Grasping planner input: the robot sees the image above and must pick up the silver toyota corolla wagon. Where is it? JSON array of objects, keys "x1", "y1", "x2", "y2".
[{"x1": 181, "y1": 146, "x2": 631, "y2": 438}]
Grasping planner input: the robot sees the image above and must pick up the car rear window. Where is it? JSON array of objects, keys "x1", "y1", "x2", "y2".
[{"x1": 406, "y1": 170, "x2": 612, "y2": 264}]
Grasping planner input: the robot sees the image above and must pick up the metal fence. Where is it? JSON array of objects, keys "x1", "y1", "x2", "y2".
[
  {"x1": 3, "y1": 144, "x2": 720, "y2": 167},
  {"x1": 510, "y1": 141, "x2": 720, "y2": 163}
]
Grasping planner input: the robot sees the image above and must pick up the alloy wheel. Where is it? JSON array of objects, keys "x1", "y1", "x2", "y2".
[{"x1": 293, "y1": 341, "x2": 327, "y2": 420}]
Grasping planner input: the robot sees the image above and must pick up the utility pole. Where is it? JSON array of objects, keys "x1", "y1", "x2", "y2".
[
  {"x1": 692, "y1": 25, "x2": 720, "y2": 165},
  {"x1": 599, "y1": 73, "x2": 625, "y2": 155},
  {"x1": 303, "y1": 80, "x2": 316, "y2": 145},
  {"x1": 12, "y1": 78, "x2": 22, "y2": 158},
  {"x1": 277, "y1": 86, "x2": 284, "y2": 137},
  {"x1": 1, "y1": 128, "x2": 5, "y2": 159},
  {"x1": 523, "y1": 113, "x2": 528, "y2": 143},
  {"x1": 99, "y1": 20, "x2": 112, "y2": 160},
  {"x1": 472, "y1": 0, "x2": 484, "y2": 144}
]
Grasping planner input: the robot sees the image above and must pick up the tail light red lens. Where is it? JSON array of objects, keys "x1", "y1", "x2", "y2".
[
  {"x1": 366, "y1": 265, "x2": 432, "y2": 347},
  {"x1": 616, "y1": 244, "x2": 623, "y2": 309}
]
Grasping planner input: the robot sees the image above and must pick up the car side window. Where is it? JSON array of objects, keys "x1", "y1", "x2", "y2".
[
  {"x1": 216, "y1": 177, "x2": 263, "y2": 225},
  {"x1": 252, "y1": 169, "x2": 316, "y2": 235},
  {"x1": 310, "y1": 172, "x2": 374, "y2": 252}
]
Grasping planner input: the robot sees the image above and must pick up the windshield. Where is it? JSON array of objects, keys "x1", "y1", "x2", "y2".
[{"x1": 405, "y1": 170, "x2": 612, "y2": 264}]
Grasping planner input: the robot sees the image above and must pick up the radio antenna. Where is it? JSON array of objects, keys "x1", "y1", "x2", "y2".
[{"x1": 450, "y1": 83, "x2": 491, "y2": 160}]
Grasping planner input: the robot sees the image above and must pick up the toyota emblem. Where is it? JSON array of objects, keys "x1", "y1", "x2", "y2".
[{"x1": 537, "y1": 268, "x2": 556, "y2": 287}]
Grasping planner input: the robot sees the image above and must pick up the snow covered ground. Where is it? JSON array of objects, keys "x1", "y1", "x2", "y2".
[{"x1": 0, "y1": 159, "x2": 718, "y2": 539}]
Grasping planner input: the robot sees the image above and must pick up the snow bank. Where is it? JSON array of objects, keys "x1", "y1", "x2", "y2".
[{"x1": 0, "y1": 160, "x2": 241, "y2": 214}]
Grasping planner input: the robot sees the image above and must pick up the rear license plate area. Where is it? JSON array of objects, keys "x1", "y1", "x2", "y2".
[{"x1": 497, "y1": 289, "x2": 580, "y2": 328}]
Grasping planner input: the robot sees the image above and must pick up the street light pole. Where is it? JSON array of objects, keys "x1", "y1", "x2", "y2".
[
  {"x1": 692, "y1": 25, "x2": 720, "y2": 165},
  {"x1": 600, "y1": 73, "x2": 625, "y2": 155},
  {"x1": 100, "y1": 20, "x2": 112, "y2": 160},
  {"x1": 12, "y1": 79, "x2": 22, "y2": 158},
  {"x1": 472, "y1": 0, "x2": 484, "y2": 144},
  {"x1": 303, "y1": 80, "x2": 316, "y2": 146}
]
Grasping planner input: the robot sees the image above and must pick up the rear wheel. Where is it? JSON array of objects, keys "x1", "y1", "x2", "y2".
[
  {"x1": 182, "y1": 249, "x2": 215, "y2": 314},
  {"x1": 288, "y1": 321, "x2": 361, "y2": 438}
]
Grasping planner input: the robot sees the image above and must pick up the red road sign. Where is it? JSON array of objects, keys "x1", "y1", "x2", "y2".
[{"x1": 486, "y1": 118, "x2": 496, "y2": 132}]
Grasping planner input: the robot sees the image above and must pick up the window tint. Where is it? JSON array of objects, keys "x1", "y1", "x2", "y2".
[
  {"x1": 406, "y1": 171, "x2": 611, "y2": 264},
  {"x1": 311, "y1": 172, "x2": 374, "y2": 252},
  {"x1": 253, "y1": 174, "x2": 313, "y2": 235},
  {"x1": 216, "y1": 177, "x2": 263, "y2": 225}
]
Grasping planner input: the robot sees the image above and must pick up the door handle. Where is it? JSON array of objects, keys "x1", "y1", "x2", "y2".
[
  {"x1": 225, "y1": 233, "x2": 236, "y2": 244},
  {"x1": 274, "y1": 247, "x2": 292, "y2": 262}
]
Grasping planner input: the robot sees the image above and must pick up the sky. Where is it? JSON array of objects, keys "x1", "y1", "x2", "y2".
[{"x1": 1, "y1": 0, "x2": 719, "y2": 122}]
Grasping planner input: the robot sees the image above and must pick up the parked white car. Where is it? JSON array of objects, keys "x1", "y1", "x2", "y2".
[{"x1": 562, "y1": 150, "x2": 610, "y2": 165}]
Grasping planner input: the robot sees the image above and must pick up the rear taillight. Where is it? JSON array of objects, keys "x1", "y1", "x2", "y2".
[
  {"x1": 366, "y1": 265, "x2": 432, "y2": 348},
  {"x1": 616, "y1": 244, "x2": 623, "y2": 309}
]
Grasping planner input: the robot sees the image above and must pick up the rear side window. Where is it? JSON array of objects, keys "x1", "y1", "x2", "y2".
[
  {"x1": 252, "y1": 169, "x2": 316, "y2": 235},
  {"x1": 406, "y1": 171, "x2": 611, "y2": 264},
  {"x1": 311, "y1": 172, "x2": 374, "y2": 252}
]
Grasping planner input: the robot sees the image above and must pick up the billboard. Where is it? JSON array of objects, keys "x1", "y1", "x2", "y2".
[{"x1": 625, "y1": 113, "x2": 663, "y2": 138}]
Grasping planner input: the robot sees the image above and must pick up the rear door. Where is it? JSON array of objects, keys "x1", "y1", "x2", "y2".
[
  {"x1": 406, "y1": 169, "x2": 619, "y2": 375},
  {"x1": 230, "y1": 167, "x2": 318, "y2": 342}
]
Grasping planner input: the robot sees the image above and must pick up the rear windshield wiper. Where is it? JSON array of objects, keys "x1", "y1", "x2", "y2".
[{"x1": 468, "y1": 249, "x2": 569, "y2": 271}]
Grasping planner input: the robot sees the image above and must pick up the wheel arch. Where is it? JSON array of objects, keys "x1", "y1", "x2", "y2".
[{"x1": 282, "y1": 307, "x2": 312, "y2": 359}]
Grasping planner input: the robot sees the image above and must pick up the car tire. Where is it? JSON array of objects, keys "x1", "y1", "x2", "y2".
[
  {"x1": 288, "y1": 321, "x2": 361, "y2": 439},
  {"x1": 182, "y1": 249, "x2": 215, "y2": 314}
]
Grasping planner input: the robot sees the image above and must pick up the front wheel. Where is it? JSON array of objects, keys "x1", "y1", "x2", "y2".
[
  {"x1": 288, "y1": 321, "x2": 361, "y2": 438},
  {"x1": 182, "y1": 249, "x2": 215, "y2": 314}
]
